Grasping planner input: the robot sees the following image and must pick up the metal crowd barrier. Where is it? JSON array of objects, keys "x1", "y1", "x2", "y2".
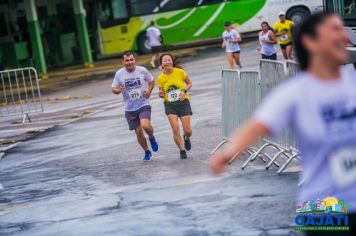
[
  {"x1": 211, "y1": 60, "x2": 302, "y2": 175},
  {"x1": 0, "y1": 67, "x2": 43, "y2": 123}
]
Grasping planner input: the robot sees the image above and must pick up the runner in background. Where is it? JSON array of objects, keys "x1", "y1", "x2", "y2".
[
  {"x1": 112, "y1": 51, "x2": 159, "y2": 161},
  {"x1": 211, "y1": 12, "x2": 356, "y2": 235},
  {"x1": 157, "y1": 54, "x2": 193, "y2": 159},
  {"x1": 146, "y1": 21, "x2": 162, "y2": 69},
  {"x1": 222, "y1": 21, "x2": 242, "y2": 69},
  {"x1": 273, "y1": 12, "x2": 294, "y2": 60},
  {"x1": 257, "y1": 21, "x2": 277, "y2": 60}
]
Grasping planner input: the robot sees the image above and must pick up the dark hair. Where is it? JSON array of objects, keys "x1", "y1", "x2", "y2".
[
  {"x1": 294, "y1": 12, "x2": 337, "y2": 70},
  {"x1": 122, "y1": 51, "x2": 134, "y2": 59},
  {"x1": 224, "y1": 21, "x2": 231, "y2": 27},
  {"x1": 261, "y1": 21, "x2": 273, "y2": 32},
  {"x1": 150, "y1": 21, "x2": 155, "y2": 26},
  {"x1": 159, "y1": 53, "x2": 183, "y2": 69}
]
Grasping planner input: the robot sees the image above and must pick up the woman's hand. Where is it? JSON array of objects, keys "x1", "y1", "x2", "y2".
[
  {"x1": 210, "y1": 152, "x2": 230, "y2": 175},
  {"x1": 179, "y1": 90, "x2": 186, "y2": 101},
  {"x1": 159, "y1": 88, "x2": 164, "y2": 98}
]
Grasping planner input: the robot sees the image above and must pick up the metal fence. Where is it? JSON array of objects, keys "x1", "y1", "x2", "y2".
[
  {"x1": 211, "y1": 60, "x2": 301, "y2": 175},
  {"x1": 0, "y1": 67, "x2": 43, "y2": 123}
]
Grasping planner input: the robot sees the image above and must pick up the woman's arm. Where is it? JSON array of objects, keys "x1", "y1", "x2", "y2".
[
  {"x1": 264, "y1": 31, "x2": 277, "y2": 44},
  {"x1": 184, "y1": 75, "x2": 192, "y2": 91},
  {"x1": 158, "y1": 87, "x2": 164, "y2": 98},
  {"x1": 180, "y1": 75, "x2": 192, "y2": 101}
]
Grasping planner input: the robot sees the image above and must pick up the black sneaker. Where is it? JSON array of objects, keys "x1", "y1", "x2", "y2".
[
  {"x1": 180, "y1": 150, "x2": 187, "y2": 159},
  {"x1": 184, "y1": 136, "x2": 191, "y2": 151}
]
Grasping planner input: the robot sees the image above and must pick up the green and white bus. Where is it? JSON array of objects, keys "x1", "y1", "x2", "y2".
[{"x1": 95, "y1": 0, "x2": 323, "y2": 55}]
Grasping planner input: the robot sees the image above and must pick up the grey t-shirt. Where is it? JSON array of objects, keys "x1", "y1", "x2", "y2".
[
  {"x1": 222, "y1": 29, "x2": 241, "y2": 52},
  {"x1": 254, "y1": 66, "x2": 356, "y2": 212},
  {"x1": 112, "y1": 66, "x2": 153, "y2": 111}
]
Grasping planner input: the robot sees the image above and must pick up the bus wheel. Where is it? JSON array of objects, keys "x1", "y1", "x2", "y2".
[
  {"x1": 287, "y1": 7, "x2": 310, "y2": 25},
  {"x1": 137, "y1": 33, "x2": 152, "y2": 54}
]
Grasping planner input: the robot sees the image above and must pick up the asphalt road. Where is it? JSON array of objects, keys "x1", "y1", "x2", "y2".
[{"x1": 0, "y1": 42, "x2": 302, "y2": 236}]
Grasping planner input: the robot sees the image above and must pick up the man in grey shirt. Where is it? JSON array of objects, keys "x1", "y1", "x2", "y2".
[{"x1": 112, "y1": 51, "x2": 159, "y2": 161}]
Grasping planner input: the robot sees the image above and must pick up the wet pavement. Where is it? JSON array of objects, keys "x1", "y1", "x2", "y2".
[{"x1": 0, "y1": 42, "x2": 302, "y2": 236}]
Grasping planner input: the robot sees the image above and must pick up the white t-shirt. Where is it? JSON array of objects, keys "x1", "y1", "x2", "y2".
[
  {"x1": 222, "y1": 29, "x2": 241, "y2": 53},
  {"x1": 112, "y1": 66, "x2": 153, "y2": 111},
  {"x1": 254, "y1": 66, "x2": 356, "y2": 212},
  {"x1": 146, "y1": 26, "x2": 161, "y2": 47}
]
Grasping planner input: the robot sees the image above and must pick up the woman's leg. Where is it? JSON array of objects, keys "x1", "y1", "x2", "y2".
[
  {"x1": 233, "y1": 52, "x2": 241, "y2": 66},
  {"x1": 180, "y1": 115, "x2": 192, "y2": 140},
  {"x1": 286, "y1": 44, "x2": 293, "y2": 60},
  {"x1": 167, "y1": 114, "x2": 184, "y2": 150},
  {"x1": 226, "y1": 52, "x2": 234, "y2": 69}
]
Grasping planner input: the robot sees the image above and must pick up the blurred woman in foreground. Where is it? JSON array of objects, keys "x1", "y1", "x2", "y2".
[{"x1": 211, "y1": 12, "x2": 356, "y2": 236}]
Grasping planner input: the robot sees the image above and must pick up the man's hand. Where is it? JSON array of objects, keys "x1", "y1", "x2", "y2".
[
  {"x1": 144, "y1": 90, "x2": 151, "y2": 98},
  {"x1": 112, "y1": 85, "x2": 125, "y2": 94},
  {"x1": 257, "y1": 46, "x2": 261, "y2": 51}
]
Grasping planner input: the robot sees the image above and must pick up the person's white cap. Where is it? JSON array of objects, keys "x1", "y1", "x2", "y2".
[{"x1": 278, "y1": 11, "x2": 286, "y2": 16}]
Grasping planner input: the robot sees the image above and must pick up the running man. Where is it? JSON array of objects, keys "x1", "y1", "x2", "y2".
[
  {"x1": 112, "y1": 51, "x2": 159, "y2": 161},
  {"x1": 273, "y1": 12, "x2": 294, "y2": 60},
  {"x1": 222, "y1": 21, "x2": 242, "y2": 69},
  {"x1": 146, "y1": 21, "x2": 162, "y2": 68},
  {"x1": 157, "y1": 54, "x2": 193, "y2": 159}
]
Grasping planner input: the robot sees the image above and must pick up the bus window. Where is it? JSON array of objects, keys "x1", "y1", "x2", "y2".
[
  {"x1": 130, "y1": 0, "x2": 159, "y2": 16},
  {"x1": 198, "y1": 0, "x2": 224, "y2": 6},
  {"x1": 99, "y1": 0, "x2": 129, "y2": 27},
  {"x1": 158, "y1": 0, "x2": 197, "y2": 13}
]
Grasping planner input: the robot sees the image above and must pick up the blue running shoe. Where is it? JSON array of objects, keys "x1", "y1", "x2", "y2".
[
  {"x1": 143, "y1": 150, "x2": 152, "y2": 161},
  {"x1": 149, "y1": 136, "x2": 159, "y2": 152}
]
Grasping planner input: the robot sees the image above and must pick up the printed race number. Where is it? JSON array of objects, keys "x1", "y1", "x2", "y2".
[
  {"x1": 129, "y1": 89, "x2": 141, "y2": 101},
  {"x1": 168, "y1": 90, "x2": 181, "y2": 102},
  {"x1": 280, "y1": 34, "x2": 288, "y2": 41}
]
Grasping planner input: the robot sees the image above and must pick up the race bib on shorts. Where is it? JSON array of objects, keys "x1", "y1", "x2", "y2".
[
  {"x1": 129, "y1": 88, "x2": 141, "y2": 101},
  {"x1": 329, "y1": 144, "x2": 356, "y2": 188},
  {"x1": 168, "y1": 90, "x2": 181, "y2": 102}
]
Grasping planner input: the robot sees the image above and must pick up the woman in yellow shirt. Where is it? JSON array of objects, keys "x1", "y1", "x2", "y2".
[
  {"x1": 273, "y1": 12, "x2": 294, "y2": 60},
  {"x1": 157, "y1": 54, "x2": 193, "y2": 159}
]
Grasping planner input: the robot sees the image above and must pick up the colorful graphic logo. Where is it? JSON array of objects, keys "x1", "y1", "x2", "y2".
[{"x1": 295, "y1": 197, "x2": 351, "y2": 231}]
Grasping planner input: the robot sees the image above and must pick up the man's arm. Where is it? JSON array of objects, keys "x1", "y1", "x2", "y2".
[
  {"x1": 144, "y1": 80, "x2": 154, "y2": 98},
  {"x1": 112, "y1": 85, "x2": 125, "y2": 95}
]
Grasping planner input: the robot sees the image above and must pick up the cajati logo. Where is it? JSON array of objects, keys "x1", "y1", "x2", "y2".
[{"x1": 295, "y1": 197, "x2": 351, "y2": 231}]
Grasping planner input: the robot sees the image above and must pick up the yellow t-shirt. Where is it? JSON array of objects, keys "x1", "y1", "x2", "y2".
[
  {"x1": 273, "y1": 20, "x2": 294, "y2": 45},
  {"x1": 157, "y1": 67, "x2": 189, "y2": 102}
]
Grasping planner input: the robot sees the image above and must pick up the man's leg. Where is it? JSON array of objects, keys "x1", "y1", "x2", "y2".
[
  {"x1": 139, "y1": 106, "x2": 158, "y2": 152},
  {"x1": 140, "y1": 118, "x2": 153, "y2": 137},
  {"x1": 150, "y1": 54, "x2": 156, "y2": 68},
  {"x1": 134, "y1": 126, "x2": 149, "y2": 151}
]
